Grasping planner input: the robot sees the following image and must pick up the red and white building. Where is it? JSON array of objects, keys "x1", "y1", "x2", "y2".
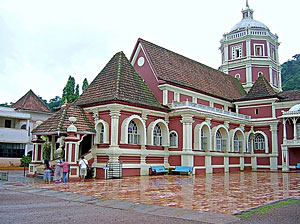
[{"x1": 29, "y1": 2, "x2": 300, "y2": 179}]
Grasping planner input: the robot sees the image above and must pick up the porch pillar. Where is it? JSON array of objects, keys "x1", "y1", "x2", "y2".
[
  {"x1": 28, "y1": 137, "x2": 45, "y2": 175},
  {"x1": 270, "y1": 124, "x2": 278, "y2": 170},
  {"x1": 283, "y1": 119, "x2": 287, "y2": 143},
  {"x1": 281, "y1": 145, "x2": 289, "y2": 171},
  {"x1": 65, "y1": 117, "x2": 81, "y2": 180},
  {"x1": 292, "y1": 118, "x2": 297, "y2": 141},
  {"x1": 180, "y1": 113, "x2": 194, "y2": 167}
]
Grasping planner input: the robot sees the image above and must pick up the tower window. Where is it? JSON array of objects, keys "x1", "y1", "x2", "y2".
[
  {"x1": 231, "y1": 45, "x2": 242, "y2": 59},
  {"x1": 258, "y1": 72, "x2": 263, "y2": 77},
  {"x1": 255, "y1": 45, "x2": 264, "y2": 56},
  {"x1": 255, "y1": 109, "x2": 259, "y2": 115}
]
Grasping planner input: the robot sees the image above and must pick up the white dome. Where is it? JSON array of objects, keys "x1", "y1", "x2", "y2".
[
  {"x1": 230, "y1": 18, "x2": 268, "y2": 32},
  {"x1": 289, "y1": 104, "x2": 300, "y2": 112}
]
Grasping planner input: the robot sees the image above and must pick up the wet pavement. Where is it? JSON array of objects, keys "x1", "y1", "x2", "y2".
[
  {"x1": 1, "y1": 170, "x2": 300, "y2": 223},
  {"x1": 32, "y1": 171, "x2": 300, "y2": 214}
]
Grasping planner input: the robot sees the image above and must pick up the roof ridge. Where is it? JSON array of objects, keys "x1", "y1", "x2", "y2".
[
  {"x1": 114, "y1": 51, "x2": 123, "y2": 100},
  {"x1": 57, "y1": 106, "x2": 68, "y2": 131},
  {"x1": 139, "y1": 38, "x2": 231, "y2": 79}
]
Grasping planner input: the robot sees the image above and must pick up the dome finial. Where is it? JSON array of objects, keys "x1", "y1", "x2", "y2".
[{"x1": 246, "y1": 0, "x2": 249, "y2": 8}]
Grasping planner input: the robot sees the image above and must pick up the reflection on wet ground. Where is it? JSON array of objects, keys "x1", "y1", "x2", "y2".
[{"x1": 34, "y1": 171, "x2": 300, "y2": 214}]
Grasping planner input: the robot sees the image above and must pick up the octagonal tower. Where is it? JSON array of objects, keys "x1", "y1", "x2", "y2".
[{"x1": 219, "y1": 1, "x2": 281, "y2": 92}]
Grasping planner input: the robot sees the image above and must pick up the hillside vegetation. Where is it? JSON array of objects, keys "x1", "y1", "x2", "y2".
[{"x1": 282, "y1": 54, "x2": 300, "y2": 91}]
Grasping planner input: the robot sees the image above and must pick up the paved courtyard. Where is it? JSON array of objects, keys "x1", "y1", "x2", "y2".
[{"x1": 32, "y1": 170, "x2": 300, "y2": 214}]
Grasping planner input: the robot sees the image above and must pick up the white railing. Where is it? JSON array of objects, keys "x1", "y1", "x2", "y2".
[
  {"x1": 171, "y1": 101, "x2": 251, "y2": 120},
  {"x1": 222, "y1": 29, "x2": 278, "y2": 42},
  {"x1": 0, "y1": 128, "x2": 30, "y2": 143}
]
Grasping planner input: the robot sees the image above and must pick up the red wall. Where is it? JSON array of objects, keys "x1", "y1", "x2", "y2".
[
  {"x1": 123, "y1": 168, "x2": 140, "y2": 177},
  {"x1": 168, "y1": 155, "x2": 181, "y2": 166},
  {"x1": 239, "y1": 104, "x2": 272, "y2": 119},
  {"x1": 194, "y1": 156, "x2": 205, "y2": 166},
  {"x1": 146, "y1": 157, "x2": 164, "y2": 164},
  {"x1": 212, "y1": 156, "x2": 224, "y2": 165},
  {"x1": 133, "y1": 50, "x2": 162, "y2": 103},
  {"x1": 251, "y1": 40, "x2": 268, "y2": 56},
  {"x1": 168, "y1": 116, "x2": 183, "y2": 151},
  {"x1": 197, "y1": 98, "x2": 210, "y2": 106},
  {"x1": 229, "y1": 157, "x2": 240, "y2": 164},
  {"x1": 119, "y1": 156, "x2": 141, "y2": 164},
  {"x1": 229, "y1": 67, "x2": 246, "y2": 84},
  {"x1": 180, "y1": 94, "x2": 192, "y2": 102},
  {"x1": 168, "y1": 91, "x2": 174, "y2": 103},
  {"x1": 252, "y1": 66, "x2": 270, "y2": 82}
]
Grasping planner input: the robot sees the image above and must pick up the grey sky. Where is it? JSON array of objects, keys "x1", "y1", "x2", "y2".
[{"x1": 0, "y1": 0, "x2": 299, "y2": 103}]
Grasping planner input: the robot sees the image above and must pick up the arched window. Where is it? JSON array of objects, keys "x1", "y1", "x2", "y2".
[
  {"x1": 201, "y1": 130, "x2": 207, "y2": 150},
  {"x1": 233, "y1": 133, "x2": 242, "y2": 152},
  {"x1": 153, "y1": 124, "x2": 162, "y2": 146},
  {"x1": 216, "y1": 130, "x2": 222, "y2": 151},
  {"x1": 128, "y1": 120, "x2": 139, "y2": 144},
  {"x1": 254, "y1": 134, "x2": 265, "y2": 150},
  {"x1": 99, "y1": 124, "x2": 104, "y2": 143},
  {"x1": 21, "y1": 124, "x2": 27, "y2": 130},
  {"x1": 170, "y1": 131, "x2": 178, "y2": 147}
]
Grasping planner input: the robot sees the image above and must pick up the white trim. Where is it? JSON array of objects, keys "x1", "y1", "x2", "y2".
[
  {"x1": 254, "y1": 131, "x2": 269, "y2": 153},
  {"x1": 95, "y1": 119, "x2": 109, "y2": 144},
  {"x1": 194, "y1": 122, "x2": 211, "y2": 151},
  {"x1": 235, "y1": 98, "x2": 278, "y2": 106},
  {"x1": 212, "y1": 124, "x2": 229, "y2": 152},
  {"x1": 169, "y1": 130, "x2": 178, "y2": 148},
  {"x1": 120, "y1": 115, "x2": 146, "y2": 145},
  {"x1": 147, "y1": 119, "x2": 169, "y2": 146},
  {"x1": 230, "y1": 128, "x2": 245, "y2": 153}
]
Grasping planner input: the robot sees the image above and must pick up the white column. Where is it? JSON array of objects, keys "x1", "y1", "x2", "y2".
[
  {"x1": 180, "y1": 113, "x2": 194, "y2": 166},
  {"x1": 281, "y1": 145, "x2": 289, "y2": 171},
  {"x1": 269, "y1": 66, "x2": 273, "y2": 85},
  {"x1": 283, "y1": 119, "x2": 287, "y2": 143},
  {"x1": 240, "y1": 157, "x2": 245, "y2": 171},
  {"x1": 163, "y1": 89, "x2": 168, "y2": 105},
  {"x1": 246, "y1": 64, "x2": 252, "y2": 85},
  {"x1": 251, "y1": 156, "x2": 257, "y2": 171},
  {"x1": 108, "y1": 105, "x2": 122, "y2": 147},
  {"x1": 270, "y1": 124, "x2": 278, "y2": 170},
  {"x1": 224, "y1": 156, "x2": 229, "y2": 173},
  {"x1": 246, "y1": 39, "x2": 251, "y2": 58},
  {"x1": 205, "y1": 155, "x2": 212, "y2": 174},
  {"x1": 292, "y1": 118, "x2": 297, "y2": 141}
]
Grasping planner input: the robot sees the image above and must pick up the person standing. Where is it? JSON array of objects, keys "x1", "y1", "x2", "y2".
[
  {"x1": 43, "y1": 159, "x2": 51, "y2": 184},
  {"x1": 53, "y1": 160, "x2": 62, "y2": 183},
  {"x1": 78, "y1": 156, "x2": 88, "y2": 182},
  {"x1": 59, "y1": 158, "x2": 69, "y2": 183}
]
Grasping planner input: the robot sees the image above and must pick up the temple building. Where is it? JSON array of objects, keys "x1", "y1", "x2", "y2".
[{"x1": 28, "y1": 2, "x2": 300, "y2": 179}]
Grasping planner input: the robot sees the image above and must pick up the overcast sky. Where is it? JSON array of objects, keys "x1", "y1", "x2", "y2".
[{"x1": 0, "y1": 0, "x2": 299, "y2": 103}]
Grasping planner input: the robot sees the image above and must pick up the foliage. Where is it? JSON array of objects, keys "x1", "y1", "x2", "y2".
[
  {"x1": 42, "y1": 138, "x2": 51, "y2": 160},
  {"x1": 0, "y1": 102, "x2": 14, "y2": 107},
  {"x1": 236, "y1": 199, "x2": 300, "y2": 219},
  {"x1": 62, "y1": 76, "x2": 77, "y2": 104},
  {"x1": 75, "y1": 84, "x2": 80, "y2": 100},
  {"x1": 82, "y1": 78, "x2": 89, "y2": 93},
  {"x1": 48, "y1": 96, "x2": 62, "y2": 111},
  {"x1": 20, "y1": 155, "x2": 32, "y2": 167},
  {"x1": 282, "y1": 54, "x2": 300, "y2": 91}
]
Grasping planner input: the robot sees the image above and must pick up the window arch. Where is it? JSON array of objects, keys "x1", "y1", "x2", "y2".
[
  {"x1": 233, "y1": 133, "x2": 242, "y2": 152},
  {"x1": 21, "y1": 124, "x2": 27, "y2": 130},
  {"x1": 153, "y1": 124, "x2": 162, "y2": 146},
  {"x1": 254, "y1": 133, "x2": 265, "y2": 150},
  {"x1": 99, "y1": 124, "x2": 104, "y2": 143},
  {"x1": 95, "y1": 120, "x2": 109, "y2": 144},
  {"x1": 216, "y1": 130, "x2": 223, "y2": 151},
  {"x1": 169, "y1": 131, "x2": 178, "y2": 148},
  {"x1": 128, "y1": 120, "x2": 139, "y2": 144}
]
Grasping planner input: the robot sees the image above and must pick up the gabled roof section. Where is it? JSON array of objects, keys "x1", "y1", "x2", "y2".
[
  {"x1": 74, "y1": 51, "x2": 165, "y2": 110},
  {"x1": 278, "y1": 90, "x2": 300, "y2": 102},
  {"x1": 11, "y1": 89, "x2": 52, "y2": 113},
  {"x1": 32, "y1": 105, "x2": 95, "y2": 135},
  {"x1": 135, "y1": 38, "x2": 246, "y2": 101},
  {"x1": 239, "y1": 75, "x2": 277, "y2": 100}
]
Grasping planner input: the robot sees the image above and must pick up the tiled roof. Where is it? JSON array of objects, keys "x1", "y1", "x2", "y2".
[
  {"x1": 136, "y1": 39, "x2": 246, "y2": 101},
  {"x1": 278, "y1": 90, "x2": 300, "y2": 102},
  {"x1": 238, "y1": 75, "x2": 277, "y2": 100},
  {"x1": 74, "y1": 51, "x2": 165, "y2": 110},
  {"x1": 32, "y1": 105, "x2": 95, "y2": 135},
  {"x1": 11, "y1": 89, "x2": 52, "y2": 113}
]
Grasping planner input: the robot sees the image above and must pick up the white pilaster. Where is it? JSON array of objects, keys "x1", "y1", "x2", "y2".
[
  {"x1": 251, "y1": 156, "x2": 257, "y2": 171},
  {"x1": 240, "y1": 157, "x2": 245, "y2": 171},
  {"x1": 283, "y1": 119, "x2": 287, "y2": 143},
  {"x1": 163, "y1": 89, "x2": 168, "y2": 105},
  {"x1": 292, "y1": 118, "x2": 297, "y2": 141},
  {"x1": 180, "y1": 113, "x2": 194, "y2": 167},
  {"x1": 107, "y1": 105, "x2": 123, "y2": 147},
  {"x1": 224, "y1": 156, "x2": 229, "y2": 173},
  {"x1": 205, "y1": 155, "x2": 212, "y2": 174},
  {"x1": 281, "y1": 145, "x2": 289, "y2": 171}
]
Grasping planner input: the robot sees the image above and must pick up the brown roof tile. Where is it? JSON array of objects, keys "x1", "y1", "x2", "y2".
[
  {"x1": 238, "y1": 75, "x2": 277, "y2": 100},
  {"x1": 74, "y1": 51, "x2": 165, "y2": 110},
  {"x1": 278, "y1": 90, "x2": 300, "y2": 102},
  {"x1": 137, "y1": 39, "x2": 246, "y2": 101},
  {"x1": 11, "y1": 89, "x2": 52, "y2": 113},
  {"x1": 32, "y1": 105, "x2": 95, "y2": 135}
]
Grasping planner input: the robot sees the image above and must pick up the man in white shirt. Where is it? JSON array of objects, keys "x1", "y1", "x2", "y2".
[{"x1": 78, "y1": 156, "x2": 88, "y2": 182}]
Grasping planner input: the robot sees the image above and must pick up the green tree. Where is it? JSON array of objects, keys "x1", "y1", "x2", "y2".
[
  {"x1": 48, "y1": 96, "x2": 62, "y2": 111},
  {"x1": 75, "y1": 84, "x2": 80, "y2": 100},
  {"x1": 20, "y1": 155, "x2": 32, "y2": 167},
  {"x1": 62, "y1": 76, "x2": 77, "y2": 104},
  {"x1": 82, "y1": 78, "x2": 89, "y2": 93},
  {"x1": 282, "y1": 54, "x2": 300, "y2": 91},
  {"x1": 0, "y1": 102, "x2": 14, "y2": 107}
]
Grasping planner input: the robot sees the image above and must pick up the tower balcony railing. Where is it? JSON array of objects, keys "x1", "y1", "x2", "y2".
[
  {"x1": 171, "y1": 101, "x2": 251, "y2": 120},
  {"x1": 222, "y1": 29, "x2": 278, "y2": 42}
]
